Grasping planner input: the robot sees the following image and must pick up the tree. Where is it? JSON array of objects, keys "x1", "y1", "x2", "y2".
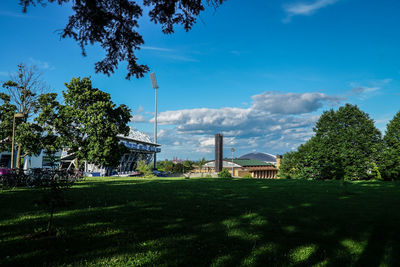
[
  {"x1": 199, "y1": 157, "x2": 206, "y2": 173},
  {"x1": 278, "y1": 104, "x2": 382, "y2": 180},
  {"x1": 182, "y1": 160, "x2": 193, "y2": 172},
  {"x1": 2, "y1": 64, "x2": 47, "y2": 116},
  {"x1": 59, "y1": 77, "x2": 132, "y2": 169},
  {"x1": 173, "y1": 162, "x2": 185, "y2": 173},
  {"x1": 313, "y1": 104, "x2": 382, "y2": 180},
  {"x1": 136, "y1": 160, "x2": 154, "y2": 177},
  {"x1": 381, "y1": 111, "x2": 400, "y2": 180},
  {"x1": 157, "y1": 160, "x2": 174, "y2": 173},
  {"x1": 278, "y1": 151, "x2": 297, "y2": 179},
  {"x1": 33, "y1": 93, "x2": 65, "y2": 167},
  {"x1": 0, "y1": 93, "x2": 16, "y2": 156},
  {"x1": 20, "y1": 0, "x2": 225, "y2": 79},
  {"x1": 1, "y1": 64, "x2": 48, "y2": 168},
  {"x1": 278, "y1": 139, "x2": 319, "y2": 179},
  {"x1": 0, "y1": 93, "x2": 43, "y2": 168},
  {"x1": 1, "y1": 75, "x2": 131, "y2": 170}
]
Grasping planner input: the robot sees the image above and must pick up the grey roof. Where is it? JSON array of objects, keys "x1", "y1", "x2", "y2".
[{"x1": 239, "y1": 152, "x2": 276, "y2": 163}]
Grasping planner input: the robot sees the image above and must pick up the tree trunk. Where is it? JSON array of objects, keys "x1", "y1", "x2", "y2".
[{"x1": 16, "y1": 145, "x2": 22, "y2": 169}]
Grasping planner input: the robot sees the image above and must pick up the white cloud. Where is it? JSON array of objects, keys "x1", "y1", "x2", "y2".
[
  {"x1": 131, "y1": 105, "x2": 150, "y2": 123},
  {"x1": 137, "y1": 105, "x2": 145, "y2": 113},
  {"x1": 131, "y1": 114, "x2": 148, "y2": 123},
  {"x1": 351, "y1": 87, "x2": 380, "y2": 94},
  {"x1": 161, "y1": 54, "x2": 199, "y2": 62},
  {"x1": 199, "y1": 137, "x2": 215, "y2": 147},
  {"x1": 155, "y1": 90, "x2": 342, "y2": 159},
  {"x1": 141, "y1": 46, "x2": 174, "y2": 52},
  {"x1": 156, "y1": 107, "x2": 252, "y2": 132},
  {"x1": 349, "y1": 79, "x2": 392, "y2": 100},
  {"x1": 28, "y1": 58, "x2": 54, "y2": 70},
  {"x1": 251, "y1": 91, "x2": 342, "y2": 114},
  {"x1": 141, "y1": 45, "x2": 198, "y2": 62},
  {"x1": 283, "y1": 0, "x2": 339, "y2": 22}
]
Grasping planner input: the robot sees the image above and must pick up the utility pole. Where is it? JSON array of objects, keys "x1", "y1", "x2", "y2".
[
  {"x1": 150, "y1": 73, "x2": 159, "y2": 170},
  {"x1": 11, "y1": 113, "x2": 24, "y2": 169}
]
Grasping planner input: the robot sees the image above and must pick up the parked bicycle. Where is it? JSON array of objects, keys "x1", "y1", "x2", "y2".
[{"x1": 1, "y1": 167, "x2": 84, "y2": 189}]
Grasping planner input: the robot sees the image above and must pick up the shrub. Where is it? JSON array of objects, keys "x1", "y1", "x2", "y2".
[
  {"x1": 218, "y1": 168, "x2": 232, "y2": 178},
  {"x1": 370, "y1": 162, "x2": 383, "y2": 181},
  {"x1": 242, "y1": 174, "x2": 252, "y2": 178},
  {"x1": 136, "y1": 160, "x2": 155, "y2": 178}
]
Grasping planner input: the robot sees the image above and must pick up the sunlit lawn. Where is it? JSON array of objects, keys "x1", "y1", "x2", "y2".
[{"x1": 1, "y1": 177, "x2": 400, "y2": 266}]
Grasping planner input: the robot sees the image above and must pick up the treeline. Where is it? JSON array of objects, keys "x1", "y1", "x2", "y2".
[
  {"x1": 279, "y1": 104, "x2": 400, "y2": 181},
  {"x1": 157, "y1": 160, "x2": 196, "y2": 173}
]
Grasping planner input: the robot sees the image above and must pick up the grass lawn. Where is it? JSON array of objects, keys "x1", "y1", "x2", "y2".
[{"x1": 1, "y1": 177, "x2": 400, "y2": 266}]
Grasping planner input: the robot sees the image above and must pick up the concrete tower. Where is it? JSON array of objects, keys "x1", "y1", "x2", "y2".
[{"x1": 215, "y1": 134, "x2": 223, "y2": 172}]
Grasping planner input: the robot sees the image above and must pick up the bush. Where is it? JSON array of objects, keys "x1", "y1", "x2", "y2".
[
  {"x1": 242, "y1": 174, "x2": 252, "y2": 178},
  {"x1": 370, "y1": 162, "x2": 383, "y2": 181},
  {"x1": 172, "y1": 163, "x2": 184, "y2": 173},
  {"x1": 218, "y1": 168, "x2": 232, "y2": 178},
  {"x1": 205, "y1": 174, "x2": 212, "y2": 178},
  {"x1": 136, "y1": 160, "x2": 155, "y2": 178}
]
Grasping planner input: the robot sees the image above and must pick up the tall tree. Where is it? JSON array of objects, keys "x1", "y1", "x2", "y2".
[
  {"x1": 312, "y1": 104, "x2": 382, "y2": 180},
  {"x1": 199, "y1": 157, "x2": 206, "y2": 172},
  {"x1": 20, "y1": 0, "x2": 225, "y2": 79},
  {"x1": 33, "y1": 93, "x2": 65, "y2": 167},
  {"x1": 381, "y1": 111, "x2": 400, "y2": 180},
  {"x1": 60, "y1": 77, "x2": 132, "y2": 168},
  {"x1": 279, "y1": 104, "x2": 382, "y2": 180}
]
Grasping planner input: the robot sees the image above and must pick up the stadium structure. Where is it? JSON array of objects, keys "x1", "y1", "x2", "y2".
[
  {"x1": 0, "y1": 128, "x2": 160, "y2": 176},
  {"x1": 63, "y1": 128, "x2": 161, "y2": 176}
]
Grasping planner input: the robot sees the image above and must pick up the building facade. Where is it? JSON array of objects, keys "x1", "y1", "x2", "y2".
[{"x1": 197, "y1": 158, "x2": 279, "y2": 178}]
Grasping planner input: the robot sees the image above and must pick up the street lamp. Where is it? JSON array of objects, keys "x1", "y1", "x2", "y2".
[
  {"x1": 231, "y1": 147, "x2": 235, "y2": 177},
  {"x1": 11, "y1": 113, "x2": 24, "y2": 169},
  {"x1": 150, "y1": 72, "x2": 159, "y2": 170}
]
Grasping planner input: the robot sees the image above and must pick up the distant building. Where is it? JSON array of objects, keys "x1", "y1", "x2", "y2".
[
  {"x1": 171, "y1": 157, "x2": 184, "y2": 164},
  {"x1": 196, "y1": 158, "x2": 279, "y2": 178}
]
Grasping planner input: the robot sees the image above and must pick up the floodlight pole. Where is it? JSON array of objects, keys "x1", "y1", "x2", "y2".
[
  {"x1": 150, "y1": 73, "x2": 159, "y2": 170},
  {"x1": 154, "y1": 86, "x2": 157, "y2": 169}
]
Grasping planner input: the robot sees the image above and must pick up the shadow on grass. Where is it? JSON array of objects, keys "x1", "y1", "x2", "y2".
[{"x1": 1, "y1": 178, "x2": 400, "y2": 266}]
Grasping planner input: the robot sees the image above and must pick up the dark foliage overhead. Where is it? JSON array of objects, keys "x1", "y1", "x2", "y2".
[{"x1": 19, "y1": 0, "x2": 225, "y2": 79}]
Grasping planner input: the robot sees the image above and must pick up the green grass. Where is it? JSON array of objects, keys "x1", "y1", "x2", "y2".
[{"x1": 1, "y1": 177, "x2": 400, "y2": 266}]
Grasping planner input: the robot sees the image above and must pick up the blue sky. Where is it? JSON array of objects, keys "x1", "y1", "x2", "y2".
[{"x1": 1, "y1": 0, "x2": 399, "y2": 160}]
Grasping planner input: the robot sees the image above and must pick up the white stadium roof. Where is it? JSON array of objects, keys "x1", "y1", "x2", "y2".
[{"x1": 117, "y1": 128, "x2": 160, "y2": 146}]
